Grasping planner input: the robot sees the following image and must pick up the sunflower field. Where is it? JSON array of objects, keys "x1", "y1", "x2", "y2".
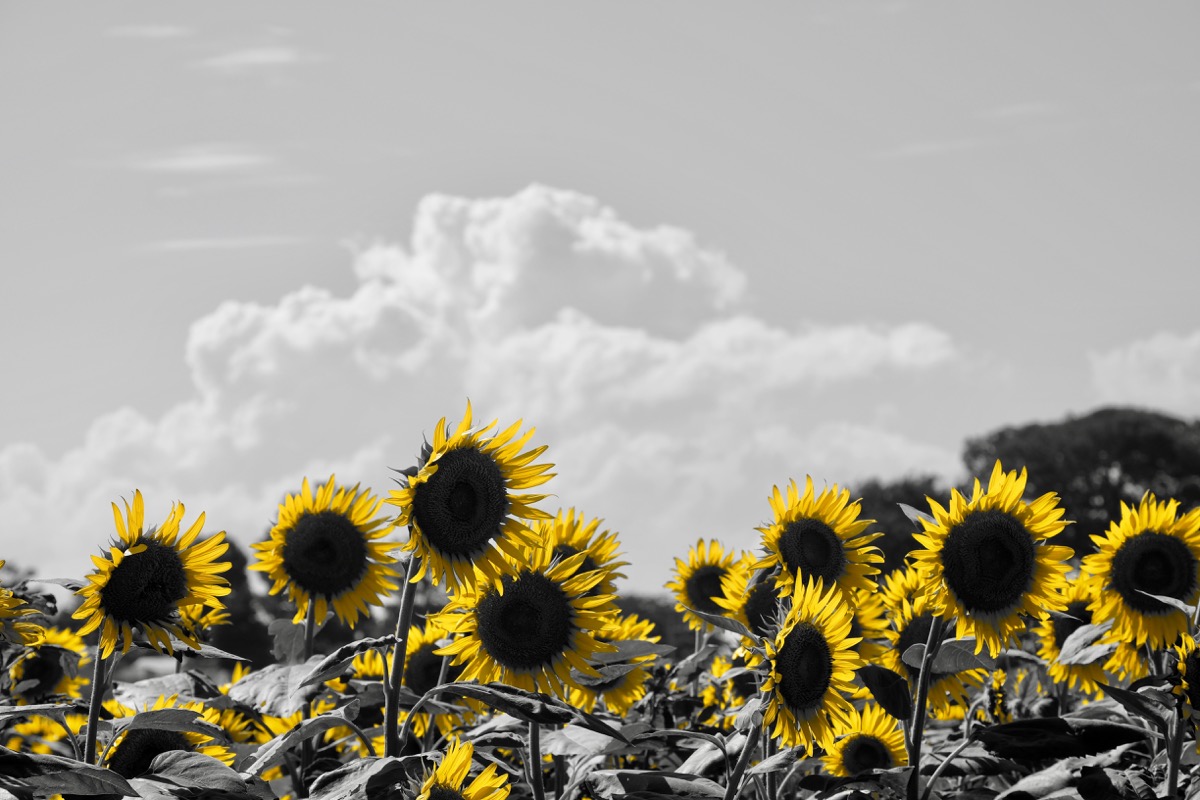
[{"x1": 3, "y1": 403, "x2": 1200, "y2": 800}]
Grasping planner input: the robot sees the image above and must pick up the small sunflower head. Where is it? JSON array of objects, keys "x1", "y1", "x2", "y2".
[
  {"x1": 102, "y1": 695, "x2": 234, "y2": 779},
  {"x1": 388, "y1": 402, "x2": 555, "y2": 593},
  {"x1": 822, "y1": 704, "x2": 907, "y2": 777},
  {"x1": 416, "y1": 739, "x2": 511, "y2": 800},
  {"x1": 532, "y1": 508, "x2": 629, "y2": 598},
  {"x1": 666, "y1": 539, "x2": 738, "y2": 632},
  {"x1": 1034, "y1": 582, "x2": 1106, "y2": 697},
  {"x1": 0, "y1": 587, "x2": 44, "y2": 647},
  {"x1": 6, "y1": 627, "x2": 90, "y2": 704},
  {"x1": 714, "y1": 553, "x2": 786, "y2": 645}
]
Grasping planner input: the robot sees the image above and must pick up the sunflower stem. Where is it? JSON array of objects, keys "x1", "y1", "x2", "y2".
[
  {"x1": 297, "y1": 600, "x2": 318, "y2": 799},
  {"x1": 528, "y1": 721, "x2": 546, "y2": 800},
  {"x1": 762, "y1": 730, "x2": 777, "y2": 800},
  {"x1": 384, "y1": 554, "x2": 421, "y2": 757},
  {"x1": 723, "y1": 725, "x2": 761, "y2": 800},
  {"x1": 920, "y1": 730, "x2": 975, "y2": 800},
  {"x1": 906, "y1": 615, "x2": 947, "y2": 800},
  {"x1": 1167, "y1": 706, "x2": 1186, "y2": 800},
  {"x1": 82, "y1": 647, "x2": 110, "y2": 764}
]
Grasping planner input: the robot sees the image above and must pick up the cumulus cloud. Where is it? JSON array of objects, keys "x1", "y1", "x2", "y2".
[
  {"x1": 1090, "y1": 331, "x2": 1200, "y2": 416},
  {"x1": 0, "y1": 185, "x2": 960, "y2": 592}
]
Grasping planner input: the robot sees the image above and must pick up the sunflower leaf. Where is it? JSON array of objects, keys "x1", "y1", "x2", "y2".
[
  {"x1": 1054, "y1": 621, "x2": 1115, "y2": 666},
  {"x1": 35, "y1": 578, "x2": 86, "y2": 592},
  {"x1": 585, "y1": 770, "x2": 726, "y2": 800},
  {"x1": 0, "y1": 703, "x2": 84, "y2": 722},
  {"x1": 903, "y1": 640, "x2": 995, "y2": 673},
  {"x1": 145, "y1": 751, "x2": 246, "y2": 791},
  {"x1": 227, "y1": 657, "x2": 326, "y2": 716},
  {"x1": 1135, "y1": 590, "x2": 1196, "y2": 616},
  {"x1": 898, "y1": 503, "x2": 936, "y2": 528},
  {"x1": 110, "y1": 707, "x2": 226, "y2": 741},
  {"x1": 162, "y1": 634, "x2": 249, "y2": 662},
  {"x1": 681, "y1": 607, "x2": 755, "y2": 640},
  {"x1": 0, "y1": 747, "x2": 138, "y2": 796},
  {"x1": 632, "y1": 728, "x2": 727, "y2": 754},
  {"x1": 297, "y1": 635, "x2": 398, "y2": 689},
  {"x1": 243, "y1": 699, "x2": 362, "y2": 777},
  {"x1": 433, "y1": 682, "x2": 573, "y2": 724},
  {"x1": 857, "y1": 665, "x2": 913, "y2": 721},
  {"x1": 571, "y1": 662, "x2": 644, "y2": 688},
  {"x1": 747, "y1": 746, "x2": 806, "y2": 775},
  {"x1": 733, "y1": 696, "x2": 763, "y2": 731},
  {"x1": 308, "y1": 756, "x2": 416, "y2": 800},
  {"x1": 590, "y1": 639, "x2": 676, "y2": 665},
  {"x1": 1096, "y1": 683, "x2": 1172, "y2": 733},
  {"x1": 672, "y1": 642, "x2": 720, "y2": 685}
]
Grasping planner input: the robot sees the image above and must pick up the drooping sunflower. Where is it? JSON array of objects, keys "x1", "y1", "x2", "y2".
[
  {"x1": 666, "y1": 539, "x2": 739, "y2": 632},
  {"x1": 822, "y1": 704, "x2": 907, "y2": 777},
  {"x1": 252, "y1": 475, "x2": 398, "y2": 628},
  {"x1": 761, "y1": 579, "x2": 862, "y2": 752},
  {"x1": 102, "y1": 695, "x2": 235, "y2": 779},
  {"x1": 1033, "y1": 582, "x2": 1107, "y2": 698},
  {"x1": 7, "y1": 626, "x2": 90, "y2": 704},
  {"x1": 879, "y1": 567, "x2": 984, "y2": 718},
  {"x1": 74, "y1": 492, "x2": 231, "y2": 658},
  {"x1": 909, "y1": 461, "x2": 1073, "y2": 657},
  {"x1": 754, "y1": 477, "x2": 883, "y2": 597},
  {"x1": 531, "y1": 508, "x2": 629, "y2": 598},
  {"x1": 1082, "y1": 492, "x2": 1200, "y2": 654},
  {"x1": 179, "y1": 603, "x2": 231, "y2": 643},
  {"x1": 0, "y1": 582, "x2": 44, "y2": 647},
  {"x1": 432, "y1": 544, "x2": 618, "y2": 698},
  {"x1": 3, "y1": 713, "x2": 87, "y2": 755},
  {"x1": 387, "y1": 403, "x2": 555, "y2": 593},
  {"x1": 416, "y1": 739, "x2": 511, "y2": 800},
  {"x1": 1173, "y1": 636, "x2": 1200, "y2": 724},
  {"x1": 713, "y1": 552, "x2": 786, "y2": 647}
]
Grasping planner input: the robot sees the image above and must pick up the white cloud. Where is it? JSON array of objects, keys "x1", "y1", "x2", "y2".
[
  {"x1": 106, "y1": 25, "x2": 191, "y2": 40},
  {"x1": 124, "y1": 144, "x2": 275, "y2": 175},
  {"x1": 0, "y1": 185, "x2": 960, "y2": 593},
  {"x1": 196, "y1": 46, "x2": 320, "y2": 74},
  {"x1": 136, "y1": 236, "x2": 308, "y2": 254},
  {"x1": 1090, "y1": 331, "x2": 1200, "y2": 416}
]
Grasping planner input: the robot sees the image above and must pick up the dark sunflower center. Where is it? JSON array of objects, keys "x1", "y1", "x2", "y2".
[
  {"x1": 1110, "y1": 531, "x2": 1198, "y2": 615},
  {"x1": 14, "y1": 652, "x2": 65, "y2": 699},
  {"x1": 896, "y1": 613, "x2": 952, "y2": 682},
  {"x1": 841, "y1": 734, "x2": 893, "y2": 774},
  {"x1": 98, "y1": 540, "x2": 188, "y2": 624},
  {"x1": 412, "y1": 447, "x2": 510, "y2": 558},
  {"x1": 743, "y1": 582, "x2": 780, "y2": 638},
  {"x1": 406, "y1": 641, "x2": 462, "y2": 696},
  {"x1": 730, "y1": 668, "x2": 758, "y2": 701},
  {"x1": 1051, "y1": 601, "x2": 1092, "y2": 650},
  {"x1": 474, "y1": 571, "x2": 574, "y2": 670},
  {"x1": 940, "y1": 510, "x2": 1035, "y2": 614},
  {"x1": 777, "y1": 518, "x2": 847, "y2": 584},
  {"x1": 281, "y1": 510, "x2": 369, "y2": 598},
  {"x1": 775, "y1": 621, "x2": 834, "y2": 713},
  {"x1": 427, "y1": 786, "x2": 467, "y2": 800},
  {"x1": 106, "y1": 728, "x2": 193, "y2": 778},
  {"x1": 684, "y1": 565, "x2": 728, "y2": 615}
]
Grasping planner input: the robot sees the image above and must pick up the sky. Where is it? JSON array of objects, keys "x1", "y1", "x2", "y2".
[{"x1": 1, "y1": 2, "x2": 1198, "y2": 596}]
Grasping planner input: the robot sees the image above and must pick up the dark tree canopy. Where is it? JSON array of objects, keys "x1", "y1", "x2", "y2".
[
  {"x1": 962, "y1": 407, "x2": 1200, "y2": 555},
  {"x1": 853, "y1": 475, "x2": 944, "y2": 576}
]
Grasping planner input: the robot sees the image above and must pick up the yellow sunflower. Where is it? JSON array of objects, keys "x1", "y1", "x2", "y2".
[
  {"x1": 666, "y1": 539, "x2": 738, "y2": 632},
  {"x1": 713, "y1": 552, "x2": 786, "y2": 646},
  {"x1": 179, "y1": 603, "x2": 231, "y2": 642},
  {"x1": 822, "y1": 704, "x2": 907, "y2": 777},
  {"x1": 754, "y1": 477, "x2": 883, "y2": 596},
  {"x1": 909, "y1": 461, "x2": 1073, "y2": 657},
  {"x1": 387, "y1": 402, "x2": 555, "y2": 593},
  {"x1": 1033, "y1": 582, "x2": 1107, "y2": 698},
  {"x1": 0, "y1": 577, "x2": 44, "y2": 647},
  {"x1": 1104, "y1": 639, "x2": 1151, "y2": 684},
  {"x1": 700, "y1": 655, "x2": 760, "y2": 730},
  {"x1": 600, "y1": 612, "x2": 661, "y2": 649},
  {"x1": 432, "y1": 545, "x2": 618, "y2": 698},
  {"x1": 1082, "y1": 492, "x2": 1200, "y2": 654},
  {"x1": 879, "y1": 567, "x2": 984, "y2": 718},
  {"x1": 761, "y1": 579, "x2": 862, "y2": 752},
  {"x1": 1174, "y1": 636, "x2": 1200, "y2": 724},
  {"x1": 74, "y1": 492, "x2": 231, "y2": 658},
  {"x1": 102, "y1": 695, "x2": 234, "y2": 779},
  {"x1": 398, "y1": 619, "x2": 473, "y2": 739},
  {"x1": 252, "y1": 475, "x2": 398, "y2": 628},
  {"x1": 7, "y1": 626, "x2": 90, "y2": 704},
  {"x1": 531, "y1": 508, "x2": 629, "y2": 598},
  {"x1": 4, "y1": 713, "x2": 87, "y2": 755},
  {"x1": 416, "y1": 739, "x2": 511, "y2": 800}
]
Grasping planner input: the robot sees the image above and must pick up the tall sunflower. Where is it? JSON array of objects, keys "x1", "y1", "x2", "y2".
[
  {"x1": 909, "y1": 461, "x2": 1073, "y2": 657},
  {"x1": 1033, "y1": 582, "x2": 1107, "y2": 698},
  {"x1": 531, "y1": 508, "x2": 629, "y2": 598},
  {"x1": 666, "y1": 539, "x2": 738, "y2": 632},
  {"x1": 7, "y1": 626, "x2": 90, "y2": 704},
  {"x1": 1082, "y1": 492, "x2": 1200, "y2": 653},
  {"x1": 416, "y1": 739, "x2": 511, "y2": 800},
  {"x1": 388, "y1": 403, "x2": 555, "y2": 592},
  {"x1": 431, "y1": 544, "x2": 618, "y2": 698},
  {"x1": 822, "y1": 704, "x2": 907, "y2": 777},
  {"x1": 74, "y1": 492, "x2": 231, "y2": 658},
  {"x1": 754, "y1": 477, "x2": 882, "y2": 596},
  {"x1": 713, "y1": 552, "x2": 786, "y2": 646},
  {"x1": 252, "y1": 475, "x2": 398, "y2": 627},
  {"x1": 761, "y1": 579, "x2": 862, "y2": 752}
]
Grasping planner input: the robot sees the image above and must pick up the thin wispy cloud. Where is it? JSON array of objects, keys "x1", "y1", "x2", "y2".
[
  {"x1": 871, "y1": 137, "x2": 992, "y2": 159},
  {"x1": 136, "y1": 236, "x2": 308, "y2": 254},
  {"x1": 105, "y1": 24, "x2": 192, "y2": 40},
  {"x1": 195, "y1": 45, "x2": 321, "y2": 74},
  {"x1": 976, "y1": 102, "x2": 1058, "y2": 120},
  {"x1": 123, "y1": 144, "x2": 275, "y2": 175}
]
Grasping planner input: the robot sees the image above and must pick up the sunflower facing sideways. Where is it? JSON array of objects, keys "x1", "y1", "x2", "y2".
[
  {"x1": 909, "y1": 461, "x2": 1073, "y2": 657},
  {"x1": 1033, "y1": 581, "x2": 1107, "y2": 698},
  {"x1": 252, "y1": 475, "x2": 399, "y2": 628},
  {"x1": 761, "y1": 578, "x2": 862, "y2": 752},
  {"x1": 754, "y1": 477, "x2": 883, "y2": 597},
  {"x1": 666, "y1": 539, "x2": 739, "y2": 632},
  {"x1": 531, "y1": 508, "x2": 629, "y2": 598},
  {"x1": 1082, "y1": 492, "x2": 1200, "y2": 655},
  {"x1": 822, "y1": 703, "x2": 907, "y2": 777},
  {"x1": 713, "y1": 552, "x2": 786, "y2": 647},
  {"x1": 416, "y1": 739, "x2": 511, "y2": 800},
  {"x1": 101, "y1": 695, "x2": 235, "y2": 779},
  {"x1": 431, "y1": 544, "x2": 618, "y2": 698},
  {"x1": 388, "y1": 402, "x2": 555, "y2": 592},
  {"x1": 7, "y1": 626, "x2": 90, "y2": 704},
  {"x1": 74, "y1": 492, "x2": 231, "y2": 658}
]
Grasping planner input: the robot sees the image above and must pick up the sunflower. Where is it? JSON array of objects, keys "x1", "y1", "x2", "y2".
[
  {"x1": 252, "y1": 475, "x2": 398, "y2": 628},
  {"x1": 432, "y1": 544, "x2": 618, "y2": 698},
  {"x1": 531, "y1": 508, "x2": 629, "y2": 598},
  {"x1": 713, "y1": 552, "x2": 786, "y2": 646},
  {"x1": 1104, "y1": 639, "x2": 1152, "y2": 684},
  {"x1": 1174, "y1": 636, "x2": 1200, "y2": 724},
  {"x1": 879, "y1": 567, "x2": 984, "y2": 718},
  {"x1": 179, "y1": 603, "x2": 231, "y2": 642},
  {"x1": 754, "y1": 477, "x2": 883, "y2": 597},
  {"x1": 761, "y1": 579, "x2": 861, "y2": 752},
  {"x1": 4, "y1": 713, "x2": 87, "y2": 755},
  {"x1": 387, "y1": 403, "x2": 555, "y2": 593},
  {"x1": 600, "y1": 612, "x2": 661, "y2": 650},
  {"x1": 666, "y1": 539, "x2": 739, "y2": 632},
  {"x1": 909, "y1": 461, "x2": 1073, "y2": 657},
  {"x1": 102, "y1": 695, "x2": 235, "y2": 779},
  {"x1": 822, "y1": 704, "x2": 907, "y2": 777},
  {"x1": 73, "y1": 492, "x2": 231, "y2": 659},
  {"x1": 1033, "y1": 582, "x2": 1107, "y2": 698},
  {"x1": 0, "y1": 592, "x2": 44, "y2": 647},
  {"x1": 396, "y1": 619, "x2": 474, "y2": 740},
  {"x1": 416, "y1": 739, "x2": 511, "y2": 800},
  {"x1": 700, "y1": 655, "x2": 760, "y2": 729},
  {"x1": 1082, "y1": 492, "x2": 1200, "y2": 654},
  {"x1": 570, "y1": 613, "x2": 663, "y2": 716},
  {"x1": 7, "y1": 626, "x2": 90, "y2": 704}
]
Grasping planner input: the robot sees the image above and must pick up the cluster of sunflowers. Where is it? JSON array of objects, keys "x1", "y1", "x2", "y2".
[{"x1": 3, "y1": 403, "x2": 1200, "y2": 800}]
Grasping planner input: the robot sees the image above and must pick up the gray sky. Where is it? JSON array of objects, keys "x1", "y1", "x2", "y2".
[{"x1": 2, "y1": 2, "x2": 1198, "y2": 594}]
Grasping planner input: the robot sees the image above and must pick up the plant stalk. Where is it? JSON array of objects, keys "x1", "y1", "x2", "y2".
[
  {"x1": 297, "y1": 599, "x2": 318, "y2": 798},
  {"x1": 82, "y1": 647, "x2": 110, "y2": 764},
  {"x1": 723, "y1": 727, "x2": 762, "y2": 800},
  {"x1": 906, "y1": 615, "x2": 948, "y2": 800},
  {"x1": 384, "y1": 554, "x2": 421, "y2": 757},
  {"x1": 529, "y1": 721, "x2": 546, "y2": 800}
]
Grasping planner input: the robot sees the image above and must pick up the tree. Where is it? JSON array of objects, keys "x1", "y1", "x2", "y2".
[
  {"x1": 962, "y1": 406, "x2": 1200, "y2": 555},
  {"x1": 853, "y1": 475, "x2": 945, "y2": 575}
]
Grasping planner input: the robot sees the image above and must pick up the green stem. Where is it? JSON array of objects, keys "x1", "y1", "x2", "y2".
[
  {"x1": 297, "y1": 599, "x2": 318, "y2": 799},
  {"x1": 920, "y1": 731, "x2": 975, "y2": 800},
  {"x1": 82, "y1": 647, "x2": 110, "y2": 764},
  {"x1": 529, "y1": 721, "x2": 546, "y2": 800},
  {"x1": 384, "y1": 554, "x2": 421, "y2": 757},
  {"x1": 762, "y1": 729, "x2": 777, "y2": 800},
  {"x1": 906, "y1": 616, "x2": 948, "y2": 800},
  {"x1": 722, "y1": 726, "x2": 762, "y2": 800},
  {"x1": 1167, "y1": 709, "x2": 1186, "y2": 800}
]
